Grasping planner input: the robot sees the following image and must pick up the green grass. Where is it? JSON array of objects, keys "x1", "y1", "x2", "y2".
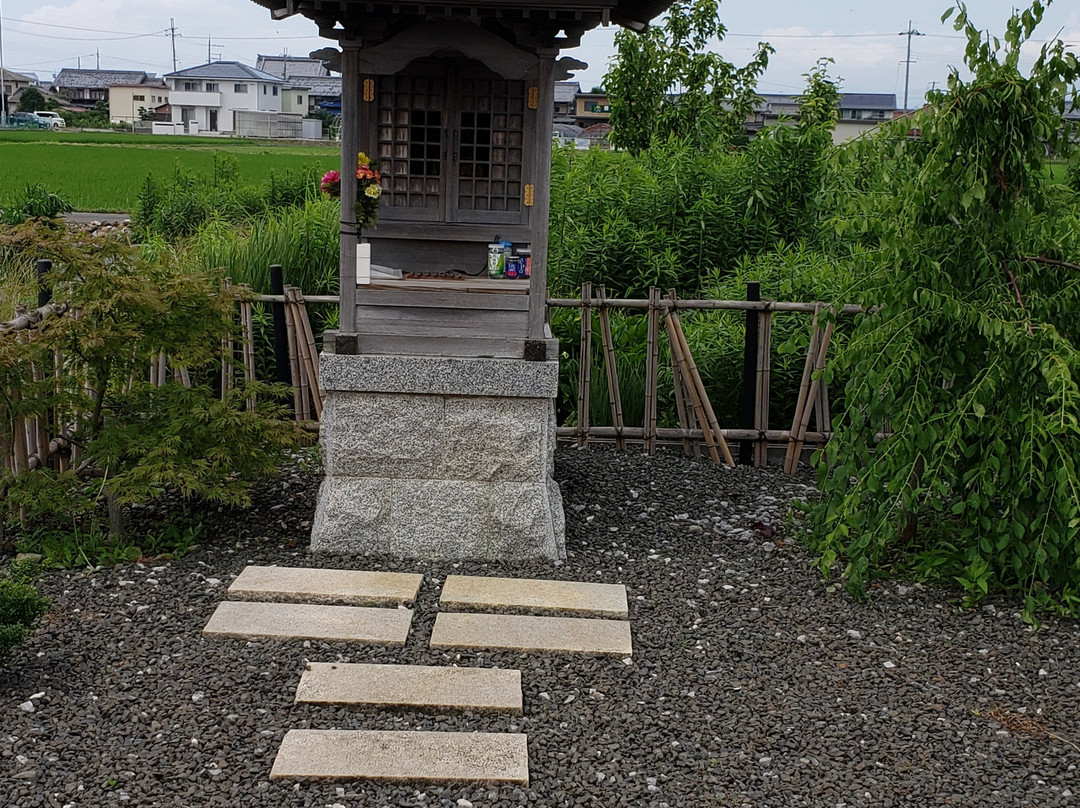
[{"x1": 0, "y1": 131, "x2": 338, "y2": 212}]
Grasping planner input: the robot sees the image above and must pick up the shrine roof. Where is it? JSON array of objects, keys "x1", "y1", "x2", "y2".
[{"x1": 249, "y1": 1, "x2": 675, "y2": 36}]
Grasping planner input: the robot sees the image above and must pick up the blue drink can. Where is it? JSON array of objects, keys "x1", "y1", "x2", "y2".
[{"x1": 506, "y1": 256, "x2": 522, "y2": 279}]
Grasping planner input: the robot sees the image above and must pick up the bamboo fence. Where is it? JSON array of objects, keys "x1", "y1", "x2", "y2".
[
  {"x1": 550, "y1": 286, "x2": 866, "y2": 471},
  {"x1": 4, "y1": 279, "x2": 862, "y2": 481}
]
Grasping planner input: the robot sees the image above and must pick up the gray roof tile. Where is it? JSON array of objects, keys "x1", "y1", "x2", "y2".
[{"x1": 165, "y1": 62, "x2": 284, "y2": 83}]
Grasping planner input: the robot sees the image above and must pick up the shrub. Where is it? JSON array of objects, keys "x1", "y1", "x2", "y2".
[
  {"x1": 0, "y1": 221, "x2": 300, "y2": 546},
  {"x1": 0, "y1": 560, "x2": 51, "y2": 666},
  {"x1": 810, "y1": 2, "x2": 1080, "y2": 619},
  {"x1": 0, "y1": 183, "x2": 73, "y2": 225}
]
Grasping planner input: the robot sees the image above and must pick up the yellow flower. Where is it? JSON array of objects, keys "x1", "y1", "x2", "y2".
[
  {"x1": 357, "y1": 152, "x2": 370, "y2": 166},
  {"x1": 364, "y1": 184, "x2": 382, "y2": 199}
]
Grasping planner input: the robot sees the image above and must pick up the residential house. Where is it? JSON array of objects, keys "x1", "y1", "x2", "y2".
[
  {"x1": 51, "y1": 68, "x2": 152, "y2": 108},
  {"x1": 109, "y1": 82, "x2": 169, "y2": 124},
  {"x1": 554, "y1": 81, "x2": 580, "y2": 123},
  {"x1": 1, "y1": 68, "x2": 36, "y2": 109},
  {"x1": 574, "y1": 90, "x2": 611, "y2": 126},
  {"x1": 164, "y1": 62, "x2": 284, "y2": 133},
  {"x1": 255, "y1": 54, "x2": 340, "y2": 114},
  {"x1": 749, "y1": 92, "x2": 898, "y2": 143}
]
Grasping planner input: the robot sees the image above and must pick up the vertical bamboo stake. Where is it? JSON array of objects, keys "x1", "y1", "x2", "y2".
[
  {"x1": 288, "y1": 287, "x2": 322, "y2": 421},
  {"x1": 754, "y1": 310, "x2": 773, "y2": 468},
  {"x1": 32, "y1": 356, "x2": 48, "y2": 469},
  {"x1": 643, "y1": 288, "x2": 660, "y2": 455},
  {"x1": 294, "y1": 289, "x2": 324, "y2": 413},
  {"x1": 283, "y1": 290, "x2": 304, "y2": 422},
  {"x1": 670, "y1": 335, "x2": 693, "y2": 456},
  {"x1": 240, "y1": 297, "x2": 256, "y2": 412},
  {"x1": 221, "y1": 279, "x2": 235, "y2": 401},
  {"x1": 596, "y1": 286, "x2": 625, "y2": 450},
  {"x1": 663, "y1": 306, "x2": 721, "y2": 464},
  {"x1": 54, "y1": 348, "x2": 68, "y2": 473},
  {"x1": 786, "y1": 316, "x2": 835, "y2": 473},
  {"x1": 576, "y1": 282, "x2": 592, "y2": 447},
  {"x1": 157, "y1": 351, "x2": 167, "y2": 388},
  {"x1": 784, "y1": 311, "x2": 822, "y2": 474},
  {"x1": 178, "y1": 367, "x2": 192, "y2": 388},
  {"x1": 667, "y1": 301, "x2": 735, "y2": 467}
]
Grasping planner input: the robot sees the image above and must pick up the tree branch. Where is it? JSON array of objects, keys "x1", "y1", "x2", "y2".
[{"x1": 1019, "y1": 255, "x2": 1080, "y2": 271}]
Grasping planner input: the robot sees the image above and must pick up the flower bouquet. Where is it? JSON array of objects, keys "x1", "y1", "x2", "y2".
[{"x1": 320, "y1": 152, "x2": 383, "y2": 229}]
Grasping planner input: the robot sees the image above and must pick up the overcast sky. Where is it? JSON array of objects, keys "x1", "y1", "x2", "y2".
[{"x1": 2, "y1": 0, "x2": 1078, "y2": 107}]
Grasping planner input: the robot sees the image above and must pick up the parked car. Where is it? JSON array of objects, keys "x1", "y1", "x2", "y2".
[
  {"x1": 34, "y1": 111, "x2": 65, "y2": 129},
  {"x1": 7, "y1": 112, "x2": 50, "y2": 129}
]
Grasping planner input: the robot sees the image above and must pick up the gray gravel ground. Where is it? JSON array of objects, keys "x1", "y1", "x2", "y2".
[{"x1": 3, "y1": 447, "x2": 1079, "y2": 808}]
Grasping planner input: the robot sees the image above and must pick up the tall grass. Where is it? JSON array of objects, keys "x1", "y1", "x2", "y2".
[{"x1": 178, "y1": 196, "x2": 340, "y2": 295}]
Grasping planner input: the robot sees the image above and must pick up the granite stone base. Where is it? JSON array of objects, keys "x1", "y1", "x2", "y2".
[{"x1": 311, "y1": 353, "x2": 565, "y2": 560}]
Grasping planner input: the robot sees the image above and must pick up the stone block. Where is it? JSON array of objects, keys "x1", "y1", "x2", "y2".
[
  {"x1": 439, "y1": 576, "x2": 627, "y2": 618},
  {"x1": 443, "y1": 397, "x2": 545, "y2": 481},
  {"x1": 321, "y1": 353, "x2": 559, "y2": 398},
  {"x1": 310, "y1": 477, "x2": 392, "y2": 554},
  {"x1": 227, "y1": 566, "x2": 422, "y2": 606},
  {"x1": 429, "y1": 613, "x2": 632, "y2": 656},
  {"x1": 320, "y1": 393, "x2": 443, "y2": 478},
  {"x1": 295, "y1": 662, "x2": 522, "y2": 714},
  {"x1": 270, "y1": 729, "x2": 529, "y2": 784},
  {"x1": 202, "y1": 601, "x2": 412, "y2": 645}
]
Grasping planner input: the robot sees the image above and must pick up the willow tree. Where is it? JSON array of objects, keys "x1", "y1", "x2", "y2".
[
  {"x1": 604, "y1": 0, "x2": 772, "y2": 152},
  {"x1": 813, "y1": 1, "x2": 1080, "y2": 618}
]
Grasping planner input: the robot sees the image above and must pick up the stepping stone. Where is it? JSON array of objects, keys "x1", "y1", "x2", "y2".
[
  {"x1": 270, "y1": 729, "x2": 529, "y2": 785},
  {"x1": 430, "y1": 613, "x2": 632, "y2": 657},
  {"x1": 439, "y1": 575, "x2": 628, "y2": 618},
  {"x1": 203, "y1": 601, "x2": 411, "y2": 645},
  {"x1": 295, "y1": 662, "x2": 522, "y2": 714},
  {"x1": 228, "y1": 565, "x2": 422, "y2": 606}
]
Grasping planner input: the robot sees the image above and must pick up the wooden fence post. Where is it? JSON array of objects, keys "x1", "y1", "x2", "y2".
[{"x1": 754, "y1": 309, "x2": 773, "y2": 468}]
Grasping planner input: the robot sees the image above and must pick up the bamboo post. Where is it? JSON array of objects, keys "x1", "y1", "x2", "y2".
[
  {"x1": 643, "y1": 288, "x2": 660, "y2": 455},
  {"x1": 784, "y1": 311, "x2": 822, "y2": 474},
  {"x1": 294, "y1": 288, "x2": 324, "y2": 412},
  {"x1": 663, "y1": 306, "x2": 721, "y2": 464},
  {"x1": 157, "y1": 351, "x2": 167, "y2": 388},
  {"x1": 54, "y1": 348, "x2": 68, "y2": 473},
  {"x1": 754, "y1": 310, "x2": 773, "y2": 468},
  {"x1": 288, "y1": 287, "x2": 322, "y2": 421},
  {"x1": 221, "y1": 280, "x2": 234, "y2": 401},
  {"x1": 786, "y1": 316, "x2": 835, "y2": 473},
  {"x1": 283, "y1": 290, "x2": 306, "y2": 421},
  {"x1": 739, "y1": 281, "x2": 761, "y2": 465},
  {"x1": 240, "y1": 297, "x2": 256, "y2": 412},
  {"x1": 665, "y1": 298, "x2": 736, "y2": 467},
  {"x1": 596, "y1": 286, "x2": 626, "y2": 450},
  {"x1": 576, "y1": 282, "x2": 592, "y2": 447},
  {"x1": 669, "y1": 330, "x2": 693, "y2": 456}
]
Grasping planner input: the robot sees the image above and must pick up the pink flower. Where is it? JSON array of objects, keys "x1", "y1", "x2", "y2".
[{"x1": 320, "y1": 170, "x2": 341, "y2": 196}]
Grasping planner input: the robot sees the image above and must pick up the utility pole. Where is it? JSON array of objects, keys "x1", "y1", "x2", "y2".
[
  {"x1": 169, "y1": 18, "x2": 178, "y2": 72},
  {"x1": 96, "y1": 48, "x2": 99, "y2": 70},
  {"x1": 898, "y1": 21, "x2": 924, "y2": 112},
  {"x1": 0, "y1": 0, "x2": 8, "y2": 121},
  {"x1": 206, "y1": 36, "x2": 223, "y2": 64}
]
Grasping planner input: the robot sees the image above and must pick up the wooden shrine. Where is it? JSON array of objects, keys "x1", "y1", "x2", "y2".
[{"x1": 250, "y1": 0, "x2": 674, "y2": 559}]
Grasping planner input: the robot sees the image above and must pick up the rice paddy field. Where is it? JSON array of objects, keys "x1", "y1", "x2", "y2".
[{"x1": 0, "y1": 130, "x2": 339, "y2": 212}]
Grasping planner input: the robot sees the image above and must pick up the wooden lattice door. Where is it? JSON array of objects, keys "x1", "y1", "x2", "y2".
[{"x1": 373, "y1": 61, "x2": 531, "y2": 227}]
